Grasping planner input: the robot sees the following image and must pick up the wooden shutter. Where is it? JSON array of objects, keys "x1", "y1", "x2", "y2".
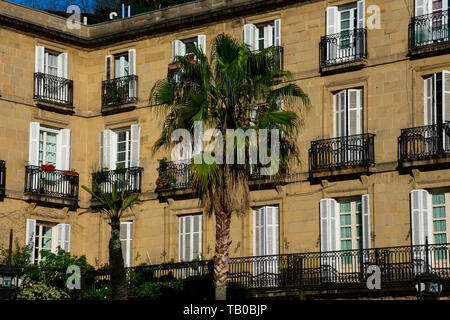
[
  {"x1": 120, "y1": 222, "x2": 132, "y2": 267},
  {"x1": 197, "y1": 35, "x2": 206, "y2": 55},
  {"x1": 442, "y1": 71, "x2": 450, "y2": 123},
  {"x1": 415, "y1": 0, "x2": 431, "y2": 16},
  {"x1": 128, "y1": 49, "x2": 137, "y2": 99},
  {"x1": 326, "y1": 7, "x2": 339, "y2": 35},
  {"x1": 320, "y1": 198, "x2": 339, "y2": 252},
  {"x1": 192, "y1": 215, "x2": 202, "y2": 259},
  {"x1": 264, "y1": 25, "x2": 274, "y2": 49},
  {"x1": 26, "y1": 219, "x2": 36, "y2": 264},
  {"x1": 424, "y1": 76, "x2": 435, "y2": 125},
  {"x1": 265, "y1": 206, "x2": 279, "y2": 255},
  {"x1": 172, "y1": 40, "x2": 186, "y2": 61},
  {"x1": 411, "y1": 189, "x2": 432, "y2": 245},
  {"x1": 56, "y1": 224, "x2": 71, "y2": 252},
  {"x1": 100, "y1": 130, "x2": 117, "y2": 170},
  {"x1": 274, "y1": 19, "x2": 281, "y2": 47},
  {"x1": 57, "y1": 52, "x2": 68, "y2": 79},
  {"x1": 35, "y1": 46, "x2": 45, "y2": 73},
  {"x1": 244, "y1": 24, "x2": 257, "y2": 51},
  {"x1": 348, "y1": 89, "x2": 363, "y2": 136},
  {"x1": 357, "y1": 0, "x2": 365, "y2": 29},
  {"x1": 29, "y1": 122, "x2": 40, "y2": 166},
  {"x1": 253, "y1": 207, "x2": 265, "y2": 256},
  {"x1": 105, "y1": 55, "x2": 112, "y2": 80},
  {"x1": 334, "y1": 90, "x2": 347, "y2": 137},
  {"x1": 119, "y1": 56, "x2": 125, "y2": 78},
  {"x1": 362, "y1": 194, "x2": 371, "y2": 249},
  {"x1": 130, "y1": 124, "x2": 140, "y2": 168},
  {"x1": 179, "y1": 216, "x2": 191, "y2": 261},
  {"x1": 56, "y1": 129, "x2": 71, "y2": 171}
]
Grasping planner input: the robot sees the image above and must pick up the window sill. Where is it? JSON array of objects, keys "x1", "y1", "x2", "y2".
[
  {"x1": 35, "y1": 99, "x2": 75, "y2": 114},
  {"x1": 409, "y1": 40, "x2": 450, "y2": 58},
  {"x1": 101, "y1": 102, "x2": 137, "y2": 115},
  {"x1": 399, "y1": 154, "x2": 450, "y2": 169},
  {"x1": 23, "y1": 192, "x2": 78, "y2": 207},
  {"x1": 310, "y1": 164, "x2": 375, "y2": 179},
  {"x1": 320, "y1": 58, "x2": 366, "y2": 75}
]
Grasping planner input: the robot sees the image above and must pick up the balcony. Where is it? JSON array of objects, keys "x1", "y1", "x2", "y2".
[
  {"x1": 85, "y1": 243, "x2": 450, "y2": 298},
  {"x1": 309, "y1": 133, "x2": 375, "y2": 177},
  {"x1": 319, "y1": 28, "x2": 367, "y2": 72},
  {"x1": 156, "y1": 161, "x2": 271, "y2": 194},
  {"x1": 33, "y1": 72, "x2": 73, "y2": 113},
  {"x1": 409, "y1": 10, "x2": 450, "y2": 56},
  {"x1": 24, "y1": 165, "x2": 79, "y2": 203},
  {"x1": 91, "y1": 167, "x2": 143, "y2": 197},
  {"x1": 101, "y1": 75, "x2": 138, "y2": 114},
  {"x1": 398, "y1": 123, "x2": 450, "y2": 167},
  {"x1": 0, "y1": 160, "x2": 5, "y2": 199}
]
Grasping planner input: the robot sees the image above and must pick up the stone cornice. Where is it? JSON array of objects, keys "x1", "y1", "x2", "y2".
[{"x1": 0, "y1": 0, "x2": 311, "y2": 49}]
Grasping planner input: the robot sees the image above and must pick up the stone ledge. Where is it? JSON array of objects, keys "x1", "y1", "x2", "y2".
[
  {"x1": 320, "y1": 59, "x2": 367, "y2": 75},
  {"x1": 35, "y1": 100, "x2": 75, "y2": 115},
  {"x1": 23, "y1": 192, "x2": 79, "y2": 207}
]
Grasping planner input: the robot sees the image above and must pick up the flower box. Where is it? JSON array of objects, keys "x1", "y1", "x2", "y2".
[
  {"x1": 63, "y1": 170, "x2": 78, "y2": 176},
  {"x1": 41, "y1": 164, "x2": 55, "y2": 172}
]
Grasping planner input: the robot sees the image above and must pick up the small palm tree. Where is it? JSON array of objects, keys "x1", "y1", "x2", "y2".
[
  {"x1": 150, "y1": 33, "x2": 309, "y2": 300},
  {"x1": 82, "y1": 181, "x2": 139, "y2": 300}
]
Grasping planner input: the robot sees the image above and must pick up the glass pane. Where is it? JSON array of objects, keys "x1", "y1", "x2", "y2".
[
  {"x1": 434, "y1": 233, "x2": 447, "y2": 244},
  {"x1": 434, "y1": 220, "x2": 446, "y2": 232},
  {"x1": 341, "y1": 11, "x2": 350, "y2": 20},
  {"x1": 43, "y1": 238, "x2": 52, "y2": 249},
  {"x1": 341, "y1": 239, "x2": 352, "y2": 250},
  {"x1": 432, "y1": 194, "x2": 445, "y2": 205},
  {"x1": 356, "y1": 213, "x2": 361, "y2": 225},
  {"x1": 433, "y1": 206, "x2": 446, "y2": 219},
  {"x1": 355, "y1": 201, "x2": 362, "y2": 212},
  {"x1": 43, "y1": 226, "x2": 52, "y2": 237},
  {"x1": 341, "y1": 227, "x2": 352, "y2": 238},
  {"x1": 340, "y1": 202, "x2": 351, "y2": 213},
  {"x1": 340, "y1": 214, "x2": 351, "y2": 226}
]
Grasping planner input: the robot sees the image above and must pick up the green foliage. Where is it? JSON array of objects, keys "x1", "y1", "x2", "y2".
[
  {"x1": 81, "y1": 283, "x2": 111, "y2": 300},
  {"x1": 130, "y1": 281, "x2": 184, "y2": 300},
  {"x1": 17, "y1": 275, "x2": 70, "y2": 300},
  {"x1": 0, "y1": 238, "x2": 31, "y2": 268}
]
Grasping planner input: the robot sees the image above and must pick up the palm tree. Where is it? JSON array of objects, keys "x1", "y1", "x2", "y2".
[
  {"x1": 82, "y1": 181, "x2": 139, "y2": 300},
  {"x1": 150, "y1": 33, "x2": 309, "y2": 300}
]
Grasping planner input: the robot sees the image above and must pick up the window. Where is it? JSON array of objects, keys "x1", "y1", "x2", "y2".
[
  {"x1": 114, "y1": 53, "x2": 129, "y2": 78},
  {"x1": 116, "y1": 127, "x2": 131, "y2": 169},
  {"x1": 120, "y1": 222, "x2": 133, "y2": 267},
  {"x1": 334, "y1": 88, "x2": 363, "y2": 138},
  {"x1": 339, "y1": 200, "x2": 362, "y2": 264},
  {"x1": 29, "y1": 122, "x2": 71, "y2": 170},
  {"x1": 424, "y1": 71, "x2": 450, "y2": 126},
  {"x1": 172, "y1": 35, "x2": 206, "y2": 61},
  {"x1": 339, "y1": 4, "x2": 357, "y2": 48},
  {"x1": 431, "y1": 194, "x2": 449, "y2": 260},
  {"x1": 244, "y1": 20, "x2": 281, "y2": 52},
  {"x1": 38, "y1": 127, "x2": 58, "y2": 167},
  {"x1": 35, "y1": 46, "x2": 68, "y2": 79},
  {"x1": 104, "y1": 49, "x2": 136, "y2": 82},
  {"x1": 99, "y1": 124, "x2": 140, "y2": 170},
  {"x1": 179, "y1": 214, "x2": 202, "y2": 262},
  {"x1": 26, "y1": 219, "x2": 70, "y2": 264},
  {"x1": 45, "y1": 50, "x2": 59, "y2": 76}
]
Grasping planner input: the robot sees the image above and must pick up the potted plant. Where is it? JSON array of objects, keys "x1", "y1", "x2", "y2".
[
  {"x1": 115, "y1": 163, "x2": 126, "y2": 174},
  {"x1": 41, "y1": 164, "x2": 55, "y2": 172},
  {"x1": 63, "y1": 169, "x2": 78, "y2": 176}
]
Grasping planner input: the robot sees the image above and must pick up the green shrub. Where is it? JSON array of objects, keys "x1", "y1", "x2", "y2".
[
  {"x1": 17, "y1": 275, "x2": 70, "y2": 300},
  {"x1": 0, "y1": 239, "x2": 31, "y2": 267},
  {"x1": 81, "y1": 283, "x2": 111, "y2": 300},
  {"x1": 131, "y1": 281, "x2": 183, "y2": 300}
]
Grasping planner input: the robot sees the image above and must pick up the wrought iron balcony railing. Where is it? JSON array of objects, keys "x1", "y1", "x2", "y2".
[
  {"x1": 34, "y1": 72, "x2": 73, "y2": 106},
  {"x1": 85, "y1": 243, "x2": 450, "y2": 292},
  {"x1": 0, "y1": 160, "x2": 5, "y2": 197},
  {"x1": 156, "y1": 161, "x2": 268, "y2": 192},
  {"x1": 24, "y1": 165, "x2": 79, "y2": 199},
  {"x1": 92, "y1": 167, "x2": 143, "y2": 196},
  {"x1": 252, "y1": 46, "x2": 284, "y2": 70},
  {"x1": 101, "y1": 75, "x2": 138, "y2": 108},
  {"x1": 319, "y1": 28, "x2": 367, "y2": 69},
  {"x1": 309, "y1": 133, "x2": 375, "y2": 172},
  {"x1": 409, "y1": 10, "x2": 450, "y2": 50},
  {"x1": 398, "y1": 123, "x2": 450, "y2": 162}
]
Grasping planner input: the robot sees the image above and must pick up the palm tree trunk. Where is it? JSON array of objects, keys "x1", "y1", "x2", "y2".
[
  {"x1": 214, "y1": 207, "x2": 232, "y2": 300},
  {"x1": 109, "y1": 220, "x2": 128, "y2": 300}
]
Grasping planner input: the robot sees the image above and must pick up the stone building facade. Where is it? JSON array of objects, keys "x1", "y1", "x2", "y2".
[{"x1": 0, "y1": 0, "x2": 449, "y2": 297}]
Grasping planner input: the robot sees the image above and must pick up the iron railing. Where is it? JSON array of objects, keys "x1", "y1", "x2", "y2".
[
  {"x1": 33, "y1": 72, "x2": 73, "y2": 106},
  {"x1": 157, "y1": 161, "x2": 192, "y2": 191},
  {"x1": 309, "y1": 133, "x2": 375, "y2": 172},
  {"x1": 399, "y1": 123, "x2": 450, "y2": 162},
  {"x1": 101, "y1": 75, "x2": 138, "y2": 108},
  {"x1": 0, "y1": 160, "x2": 5, "y2": 197},
  {"x1": 85, "y1": 260, "x2": 214, "y2": 289},
  {"x1": 84, "y1": 243, "x2": 450, "y2": 291},
  {"x1": 92, "y1": 167, "x2": 143, "y2": 196},
  {"x1": 24, "y1": 165, "x2": 79, "y2": 199},
  {"x1": 229, "y1": 243, "x2": 450, "y2": 289},
  {"x1": 409, "y1": 10, "x2": 450, "y2": 49},
  {"x1": 319, "y1": 28, "x2": 367, "y2": 68},
  {"x1": 252, "y1": 46, "x2": 284, "y2": 70},
  {"x1": 156, "y1": 161, "x2": 268, "y2": 192}
]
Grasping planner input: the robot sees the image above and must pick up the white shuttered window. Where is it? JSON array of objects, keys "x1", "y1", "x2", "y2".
[
  {"x1": 120, "y1": 222, "x2": 133, "y2": 268},
  {"x1": 179, "y1": 214, "x2": 202, "y2": 262}
]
